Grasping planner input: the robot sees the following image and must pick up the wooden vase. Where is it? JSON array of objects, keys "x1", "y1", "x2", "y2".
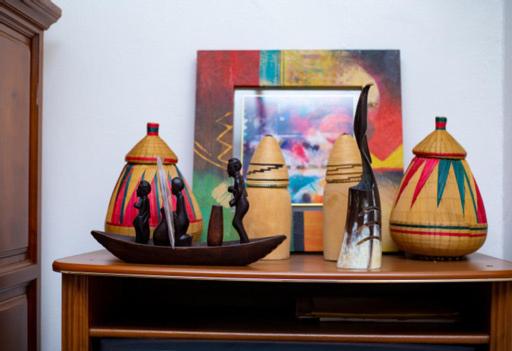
[
  {"x1": 243, "y1": 135, "x2": 292, "y2": 260},
  {"x1": 323, "y1": 134, "x2": 362, "y2": 261},
  {"x1": 207, "y1": 205, "x2": 223, "y2": 246},
  {"x1": 105, "y1": 123, "x2": 203, "y2": 241},
  {"x1": 390, "y1": 117, "x2": 487, "y2": 258}
]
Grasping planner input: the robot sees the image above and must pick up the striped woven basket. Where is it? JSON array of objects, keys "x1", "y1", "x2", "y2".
[
  {"x1": 389, "y1": 117, "x2": 487, "y2": 258},
  {"x1": 105, "y1": 123, "x2": 203, "y2": 241}
]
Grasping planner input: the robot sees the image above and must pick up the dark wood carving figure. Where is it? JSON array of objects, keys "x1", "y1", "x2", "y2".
[
  {"x1": 227, "y1": 158, "x2": 250, "y2": 243},
  {"x1": 152, "y1": 207, "x2": 169, "y2": 246},
  {"x1": 172, "y1": 177, "x2": 192, "y2": 247},
  {"x1": 133, "y1": 180, "x2": 151, "y2": 244}
]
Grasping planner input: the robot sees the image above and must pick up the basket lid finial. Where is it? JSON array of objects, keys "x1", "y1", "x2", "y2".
[
  {"x1": 147, "y1": 122, "x2": 159, "y2": 136},
  {"x1": 435, "y1": 116, "x2": 447, "y2": 130}
]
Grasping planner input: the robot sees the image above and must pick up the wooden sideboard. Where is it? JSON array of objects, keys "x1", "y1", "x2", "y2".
[
  {"x1": 53, "y1": 251, "x2": 512, "y2": 351},
  {"x1": 0, "y1": 1, "x2": 60, "y2": 350}
]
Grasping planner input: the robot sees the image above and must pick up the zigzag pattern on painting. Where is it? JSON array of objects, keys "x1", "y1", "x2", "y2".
[
  {"x1": 193, "y1": 112, "x2": 233, "y2": 170},
  {"x1": 215, "y1": 112, "x2": 233, "y2": 165}
]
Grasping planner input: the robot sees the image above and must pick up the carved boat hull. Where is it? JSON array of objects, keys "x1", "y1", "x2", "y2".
[{"x1": 91, "y1": 231, "x2": 286, "y2": 266}]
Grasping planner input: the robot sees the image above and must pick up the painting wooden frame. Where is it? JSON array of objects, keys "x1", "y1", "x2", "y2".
[{"x1": 193, "y1": 50, "x2": 403, "y2": 252}]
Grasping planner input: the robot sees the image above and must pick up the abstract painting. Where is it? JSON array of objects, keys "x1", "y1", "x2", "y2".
[
  {"x1": 234, "y1": 88, "x2": 360, "y2": 206},
  {"x1": 193, "y1": 50, "x2": 403, "y2": 251}
]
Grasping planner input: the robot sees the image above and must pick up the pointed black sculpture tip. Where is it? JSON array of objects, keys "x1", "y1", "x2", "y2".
[
  {"x1": 133, "y1": 180, "x2": 151, "y2": 244},
  {"x1": 354, "y1": 84, "x2": 378, "y2": 191},
  {"x1": 227, "y1": 158, "x2": 250, "y2": 244},
  {"x1": 171, "y1": 177, "x2": 192, "y2": 247}
]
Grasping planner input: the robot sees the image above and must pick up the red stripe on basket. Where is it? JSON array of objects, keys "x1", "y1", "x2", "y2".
[
  {"x1": 414, "y1": 152, "x2": 466, "y2": 158},
  {"x1": 391, "y1": 228, "x2": 486, "y2": 238},
  {"x1": 126, "y1": 156, "x2": 177, "y2": 163},
  {"x1": 411, "y1": 158, "x2": 438, "y2": 207},
  {"x1": 395, "y1": 157, "x2": 425, "y2": 204},
  {"x1": 473, "y1": 175, "x2": 487, "y2": 224},
  {"x1": 435, "y1": 121, "x2": 446, "y2": 130}
]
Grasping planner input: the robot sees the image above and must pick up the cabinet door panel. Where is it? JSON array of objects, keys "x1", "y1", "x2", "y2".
[
  {"x1": 0, "y1": 30, "x2": 30, "y2": 257},
  {"x1": 0, "y1": 294, "x2": 28, "y2": 351}
]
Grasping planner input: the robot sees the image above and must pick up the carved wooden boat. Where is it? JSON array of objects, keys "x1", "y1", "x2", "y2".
[{"x1": 91, "y1": 231, "x2": 286, "y2": 266}]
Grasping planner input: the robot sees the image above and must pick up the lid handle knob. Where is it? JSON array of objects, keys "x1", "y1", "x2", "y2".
[
  {"x1": 147, "y1": 122, "x2": 159, "y2": 136},
  {"x1": 435, "y1": 117, "x2": 447, "y2": 130}
]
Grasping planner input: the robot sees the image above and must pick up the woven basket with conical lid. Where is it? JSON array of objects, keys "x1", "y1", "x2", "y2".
[
  {"x1": 389, "y1": 117, "x2": 487, "y2": 258},
  {"x1": 105, "y1": 123, "x2": 202, "y2": 240}
]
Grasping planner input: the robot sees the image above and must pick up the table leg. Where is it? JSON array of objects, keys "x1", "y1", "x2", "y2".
[
  {"x1": 490, "y1": 281, "x2": 512, "y2": 351},
  {"x1": 62, "y1": 274, "x2": 89, "y2": 351}
]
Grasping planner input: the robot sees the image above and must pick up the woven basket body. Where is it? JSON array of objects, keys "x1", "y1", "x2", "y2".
[
  {"x1": 105, "y1": 123, "x2": 203, "y2": 240},
  {"x1": 390, "y1": 118, "x2": 487, "y2": 257}
]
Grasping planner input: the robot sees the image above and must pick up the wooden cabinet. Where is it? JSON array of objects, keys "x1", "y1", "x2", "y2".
[
  {"x1": 53, "y1": 251, "x2": 512, "y2": 350},
  {"x1": 0, "y1": 1, "x2": 60, "y2": 350}
]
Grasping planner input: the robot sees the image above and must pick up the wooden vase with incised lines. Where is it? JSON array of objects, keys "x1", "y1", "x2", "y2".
[
  {"x1": 244, "y1": 135, "x2": 292, "y2": 260},
  {"x1": 323, "y1": 134, "x2": 362, "y2": 261}
]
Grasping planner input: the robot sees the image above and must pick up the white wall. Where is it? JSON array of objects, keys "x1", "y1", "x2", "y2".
[
  {"x1": 42, "y1": 1, "x2": 507, "y2": 350},
  {"x1": 505, "y1": 0, "x2": 512, "y2": 261}
]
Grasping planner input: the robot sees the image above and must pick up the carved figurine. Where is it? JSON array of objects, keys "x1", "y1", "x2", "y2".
[
  {"x1": 337, "y1": 85, "x2": 382, "y2": 270},
  {"x1": 133, "y1": 180, "x2": 151, "y2": 244},
  {"x1": 172, "y1": 177, "x2": 192, "y2": 247},
  {"x1": 153, "y1": 177, "x2": 192, "y2": 247},
  {"x1": 152, "y1": 207, "x2": 169, "y2": 246},
  {"x1": 227, "y1": 158, "x2": 250, "y2": 243}
]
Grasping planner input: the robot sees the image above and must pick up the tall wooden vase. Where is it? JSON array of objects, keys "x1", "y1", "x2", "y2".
[
  {"x1": 390, "y1": 117, "x2": 487, "y2": 258},
  {"x1": 244, "y1": 135, "x2": 292, "y2": 260},
  {"x1": 323, "y1": 134, "x2": 362, "y2": 261}
]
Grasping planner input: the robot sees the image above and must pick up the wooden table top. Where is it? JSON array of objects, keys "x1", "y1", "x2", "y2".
[{"x1": 52, "y1": 250, "x2": 512, "y2": 283}]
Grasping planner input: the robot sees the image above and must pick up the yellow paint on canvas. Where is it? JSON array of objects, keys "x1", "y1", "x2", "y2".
[
  {"x1": 280, "y1": 50, "x2": 380, "y2": 106},
  {"x1": 371, "y1": 145, "x2": 403, "y2": 170}
]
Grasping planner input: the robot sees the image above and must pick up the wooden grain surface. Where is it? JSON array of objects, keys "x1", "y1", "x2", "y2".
[
  {"x1": 0, "y1": 23, "x2": 30, "y2": 260},
  {"x1": 0, "y1": 2, "x2": 60, "y2": 350},
  {"x1": 490, "y1": 281, "x2": 512, "y2": 351},
  {"x1": 89, "y1": 325, "x2": 489, "y2": 345},
  {"x1": 62, "y1": 275, "x2": 88, "y2": 351},
  {"x1": 53, "y1": 250, "x2": 512, "y2": 283}
]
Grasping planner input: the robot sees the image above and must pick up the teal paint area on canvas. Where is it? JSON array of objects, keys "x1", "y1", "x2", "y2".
[{"x1": 260, "y1": 50, "x2": 281, "y2": 85}]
